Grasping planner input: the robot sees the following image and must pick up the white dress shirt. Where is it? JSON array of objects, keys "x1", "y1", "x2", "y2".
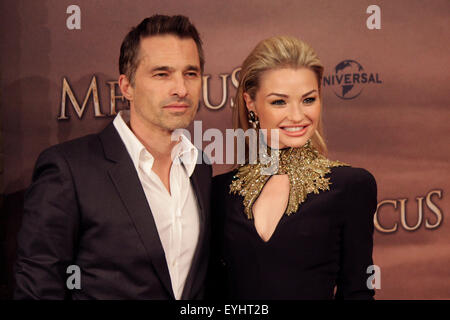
[{"x1": 113, "y1": 110, "x2": 200, "y2": 299}]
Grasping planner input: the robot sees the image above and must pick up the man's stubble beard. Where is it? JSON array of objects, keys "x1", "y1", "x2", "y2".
[
  {"x1": 154, "y1": 103, "x2": 198, "y2": 132},
  {"x1": 133, "y1": 94, "x2": 199, "y2": 133}
]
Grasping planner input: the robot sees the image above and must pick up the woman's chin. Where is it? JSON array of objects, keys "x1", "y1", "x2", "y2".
[
  {"x1": 279, "y1": 136, "x2": 310, "y2": 149},
  {"x1": 264, "y1": 132, "x2": 314, "y2": 149}
]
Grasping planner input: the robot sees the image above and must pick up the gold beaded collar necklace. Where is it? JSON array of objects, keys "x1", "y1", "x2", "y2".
[{"x1": 229, "y1": 140, "x2": 348, "y2": 219}]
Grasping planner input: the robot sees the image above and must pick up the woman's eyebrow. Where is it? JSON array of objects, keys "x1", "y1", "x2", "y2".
[
  {"x1": 301, "y1": 89, "x2": 317, "y2": 97},
  {"x1": 266, "y1": 92, "x2": 288, "y2": 98},
  {"x1": 266, "y1": 89, "x2": 317, "y2": 98}
]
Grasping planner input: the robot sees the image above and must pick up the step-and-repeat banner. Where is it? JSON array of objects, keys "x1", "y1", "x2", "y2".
[{"x1": 0, "y1": 0, "x2": 449, "y2": 299}]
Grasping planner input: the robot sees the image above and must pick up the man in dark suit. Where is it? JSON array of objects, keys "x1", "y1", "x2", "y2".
[{"x1": 14, "y1": 15, "x2": 211, "y2": 299}]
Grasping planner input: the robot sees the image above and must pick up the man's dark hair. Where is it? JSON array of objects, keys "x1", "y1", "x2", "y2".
[{"x1": 119, "y1": 14, "x2": 204, "y2": 85}]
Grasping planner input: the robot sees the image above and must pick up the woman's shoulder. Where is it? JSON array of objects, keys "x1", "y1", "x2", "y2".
[
  {"x1": 329, "y1": 165, "x2": 378, "y2": 207},
  {"x1": 329, "y1": 165, "x2": 378, "y2": 219},
  {"x1": 211, "y1": 168, "x2": 239, "y2": 196},
  {"x1": 329, "y1": 165, "x2": 377, "y2": 191},
  {"x1": 210, "y1": 169, "x2": 240, "y2": 218},
  {"x1": 212, "y1": 168, "x2": 238, "y2": 185}
]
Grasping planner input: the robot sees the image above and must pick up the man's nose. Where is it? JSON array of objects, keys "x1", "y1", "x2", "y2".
[{"x1": 171, "y1": 74, "x2": 188, "y2": 98}]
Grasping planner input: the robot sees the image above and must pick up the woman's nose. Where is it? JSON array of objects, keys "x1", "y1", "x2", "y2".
[{"x1": 287, "y1": 104, "x2": 305, "y2": 122}]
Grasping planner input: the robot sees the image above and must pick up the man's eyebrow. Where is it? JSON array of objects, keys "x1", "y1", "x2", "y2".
[
  {"x1": 185, "y1": 65, "x2": 201, "y2": 72},
  {"x1": 150, "y1": 66, "x2": 174, "y2": 73},
  {"x1": 149, "y1": 65, "x2": 200, "y2": 73}
]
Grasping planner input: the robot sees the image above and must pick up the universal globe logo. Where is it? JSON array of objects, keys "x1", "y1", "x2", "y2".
[{"x1": 323, "y1": 60, "x2": 382, "y2": 100}]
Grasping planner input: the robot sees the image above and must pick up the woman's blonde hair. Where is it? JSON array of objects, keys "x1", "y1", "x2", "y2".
[{"x1": 233, "y1": 35, "x2": 328, "y2": 157}]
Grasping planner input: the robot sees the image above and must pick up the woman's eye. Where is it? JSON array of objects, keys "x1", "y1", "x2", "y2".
[
  {"x1": 270, "y1": 99, "x2": 286, "y2": 106},
  {"x1": 303, "y1": 97, "x2": 316, "y2": 104}
]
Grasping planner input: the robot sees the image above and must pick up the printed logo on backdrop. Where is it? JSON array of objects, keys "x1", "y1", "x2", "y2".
[
  {"x1": 58, "y1": 68, "x2": 241, "y2": 120},
  {"x1": 322, "y1": 60, "x2": 382, "y2": 100},
  {"x1": 56, "y1": 73, "x2": 445, "y2": 236},
  {"x1": 374, "y1": 189, "x2": 443, "y2": 234}
]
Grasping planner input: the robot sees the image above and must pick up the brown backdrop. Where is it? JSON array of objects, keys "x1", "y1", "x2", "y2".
[{"x1": 0, "y1": 0, "x2": 449, "y2": 299}]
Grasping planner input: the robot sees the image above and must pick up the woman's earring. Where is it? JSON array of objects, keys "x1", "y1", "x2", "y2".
[{"x1": 248, "y1": 111, "x2": 260, "y2": 129}]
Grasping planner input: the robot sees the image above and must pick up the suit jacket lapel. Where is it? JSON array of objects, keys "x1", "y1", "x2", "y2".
[
  {"x1": 181, "y1": 159, "x2": 210, "y2": 299},
  {"x1": 99, "y1": 123, "x2": 175, "y2": 299}
]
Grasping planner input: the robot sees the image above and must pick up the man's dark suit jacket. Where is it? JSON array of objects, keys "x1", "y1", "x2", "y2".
[{"x1": 13, "y1": 122, "x2": 212, "y2": 299}]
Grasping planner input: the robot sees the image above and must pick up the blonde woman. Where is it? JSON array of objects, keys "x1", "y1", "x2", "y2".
[{"x1": 208, "y1": 36, "x2": 377, "y2": 299}]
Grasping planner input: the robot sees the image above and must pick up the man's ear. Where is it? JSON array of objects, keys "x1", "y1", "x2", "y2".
[
  {"x1": 243, "y1": 92, "x2": 256, "y2": 114},
  {"x1": 118, "y1": 74, "x2": 134, "y2": 102}
]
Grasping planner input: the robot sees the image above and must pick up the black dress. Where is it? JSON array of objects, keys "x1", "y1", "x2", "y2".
[{"x1": 207, "y1": 166, "x2": 377, "y2": 300}]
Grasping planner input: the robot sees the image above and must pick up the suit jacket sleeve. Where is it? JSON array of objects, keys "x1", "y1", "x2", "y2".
[
  {"x1": 14, "y1": 146, "x2": 80, "y2": 299},
  {"x1": 335, "y1": 168, "x2": 378, "y2": 300}
]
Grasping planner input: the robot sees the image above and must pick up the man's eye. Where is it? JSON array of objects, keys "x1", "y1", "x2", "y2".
[
  {"x1": 303, "y1": 97, "x2": 316, "y2": 104},
  {"x1": 185, "y1": 72, "x2": 199, "y2": 77},
  {"x1": 270, "y1": 99, "x2": 286, "y2": 106},
  {"x1": 154, "y1": 73, "x2": 168, "y2": 78}
]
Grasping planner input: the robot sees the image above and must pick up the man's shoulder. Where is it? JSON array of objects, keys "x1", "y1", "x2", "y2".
[
  {"x1": 37, "y1": 123, "x2": 117, "y2": 164},
  {"x1": 40, "y1": 132, "x2": 101, "y2": 160}
]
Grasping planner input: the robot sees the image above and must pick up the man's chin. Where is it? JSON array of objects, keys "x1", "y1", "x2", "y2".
[
  {"x1": 164, "y1": 119, "x2": 193, "y2": 132},
  {"x1": 159, "y1": 109, "x2": 197, "y2": 131}
]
